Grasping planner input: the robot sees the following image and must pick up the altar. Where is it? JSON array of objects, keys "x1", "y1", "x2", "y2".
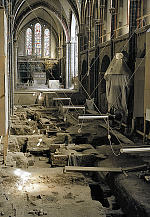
[{"x1": 33, "y1": 72, "x2": 46, "y2": 85}]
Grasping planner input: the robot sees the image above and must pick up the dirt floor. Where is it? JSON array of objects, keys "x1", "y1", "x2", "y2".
[
  {"x1": 1, "y1": 105, "x2": 150, "y2": 216},
  {"x1": 0, "y1": 157, "x2": 106, "y2": 217},
  {"x1": 0, "y1": 105, "x2": 109, "y2": 217}
]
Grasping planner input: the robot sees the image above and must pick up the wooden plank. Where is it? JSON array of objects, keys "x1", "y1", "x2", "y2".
[
  {"x1": 63, "y1": 105, "x2": 85, "y2": 109},
  {"x1": 79, "y1": 115, "x2": 108, "y2": 120},
  {"x1": 136, "y1": 129, "x2": 150, "y2": 140},
  {"x1": 64, "y1": 164, "x2": 147, "y2": 173},
  {"x1": 64, "y1": 166, "x2": 122, "y2": 173},
  {"x1": 124, "y1": 164, "x2": 147, "y2": 172},
  {"x1": 114, "y1": 119, "x2": 127, "y2": 127},
  {"x1": 100, "y1": 122, "x2": 134, "y2": 145},
  {"x1": 53, "y1": 98, "x2": 71, "y2": 101},
  {"x1": 63, "y1": 106, "x2": 85, "y2": 111},
  {"x1": 121, "y1": 147, "x2": 150, "y2": 153}
]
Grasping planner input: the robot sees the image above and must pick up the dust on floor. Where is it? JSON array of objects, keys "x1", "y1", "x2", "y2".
[{"x1": 1, "y1": 156, "x2": 106, "y2": 217}]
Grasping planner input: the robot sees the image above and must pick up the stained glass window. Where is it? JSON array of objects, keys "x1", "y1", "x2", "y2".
[
  {"x1": 26, "y1": 28, "x2": 32, "y2": 55},
  {"x1": 35, "y1": 23, "x2": 41, "y2": 56},
  {"x1": 44, "y1": 29, "x2": 49, "y2": 56}
]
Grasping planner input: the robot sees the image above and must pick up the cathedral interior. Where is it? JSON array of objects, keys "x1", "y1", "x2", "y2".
[{"x1": 0, "y1": 0, "x2": 150, "y2": 216}]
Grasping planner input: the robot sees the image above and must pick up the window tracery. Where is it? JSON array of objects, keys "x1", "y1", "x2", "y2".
[{"x1": 26, "y1": 23, "x2": 50, "y2": 57}]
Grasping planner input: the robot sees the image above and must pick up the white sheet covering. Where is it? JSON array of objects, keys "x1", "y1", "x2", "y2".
[{"x1": 104, "y1": 53, "x2": 132, "y2": 115}]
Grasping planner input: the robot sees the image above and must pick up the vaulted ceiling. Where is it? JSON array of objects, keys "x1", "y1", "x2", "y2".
[{"x1": 13, "y1": 0, "x2": 81, "y2": 41}]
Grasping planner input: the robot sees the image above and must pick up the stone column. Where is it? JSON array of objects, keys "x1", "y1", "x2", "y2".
[
  {"x1": 87, "y1": 29, "x2": 91, "y2": 95},
  {"x1": 41, "y1": 26, "x2": 44, "y2": 57},
  {"x1": 77, "y1": 32, "x2": 82, "y2": 92},
  {"x1": 129, "y1": 0, "x2": 138, "y2": 72},
  {"x1": 23, "y1": 30, "x2": 26, "y2": 56},
  {"x1": 32, "y1": 26, "x2": 35, "y2": 56},
  {"x1": 14, "y1": 40, "x2": 18, "y2": 89},
  {"x1": 9, "y1": 3, "x2": 14, "y2": 117},
  {"x1": 0, "y1": 8, "x2": 8, "y2": 135},
  {"x1": 95, "y1": 21, "x2": 100, "y2": 105},
  {"x1": 70, "y1": 41, "x2": 76, "y2": 86},
  {"x1": 66, "y1": 42, "x2": 71, "y2": 88},
  {"x1": 0, "y1": 0, "x2": 4, "y2": 6},
  {"x1": 95, "y1": 21, "x2": 100, "y2": 44},
  {"x1": 143, "y1": 29, "x2": 150, "y2": 142},
  {"x1": 49, "y1": 28, "x2": 51, "y2": 58},
  {"x1": 109, "y1": 1, "x2": 115, "y2": 60},
  {"x1": 144, "y1": 30, "x2": 150, "y2": 114}
]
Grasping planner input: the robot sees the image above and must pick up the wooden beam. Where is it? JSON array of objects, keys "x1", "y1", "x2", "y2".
[
  {"x1": 53, "y1": 98, "x2": 71, "y2": 101},
  {"x1": 64, "y1": 166, "x2": 122, "y2": 173},
  {"x1": 100, "y1": 122, "x2": 135, "y2": 145},
  {"x1": 78, "y1": 115, "x2": 108, "y2": 120},
  {"x1": 136, "y1": 130, "x2": 150, "y2": 140},
  {"x1": 64, "y1": 165, "x2": 147, "y2": 173},
  {"x1": 63, "y1": 106, "x2": 85, "y2": 110},
  {"x1": 120, "y1": 147, "x2": 150, "y2": 153}
]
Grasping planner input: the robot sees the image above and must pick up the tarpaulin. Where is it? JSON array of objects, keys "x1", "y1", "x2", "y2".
[{"x1": 104, "y1": 53, "x2": 132, "y2": 116}]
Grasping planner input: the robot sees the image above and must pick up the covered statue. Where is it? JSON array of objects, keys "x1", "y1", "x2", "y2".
[{"x1": 104, "y1": 53, "x2": 132, "y2": 121}]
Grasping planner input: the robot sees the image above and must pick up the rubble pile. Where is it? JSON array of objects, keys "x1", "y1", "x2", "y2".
[
  {"x1": 8, "y1": 105, "x2": 106, "y2": 168},
  {"x1": 0, "y1": 101, "x2": 149, "y2": 217}
]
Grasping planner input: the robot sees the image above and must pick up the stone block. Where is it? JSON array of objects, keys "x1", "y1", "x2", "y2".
[
  {"x1": 28, "y1": 160, "x2": 34, "y2": 166},
  {"x1": 68, "y1": 154, "x2": 96, "y2": 167},
  {"x1": 49, "y1": 144, "x2": 60, "y2": 153},
  {"x1": 55, "y1": 133, "x2": 72, "y2": 144},
  {"x1": 6, "y1": 152, "x2": 28, "y2": 168},
  {"x1": 51, "y1": 154, "x2": 68, "y2": 166}
]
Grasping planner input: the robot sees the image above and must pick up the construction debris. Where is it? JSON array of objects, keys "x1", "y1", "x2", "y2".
[{"x1": 0, "y1": 104, "x2": 150, "y2": 217}]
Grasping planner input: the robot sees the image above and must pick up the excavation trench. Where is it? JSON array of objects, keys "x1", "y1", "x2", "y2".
[{"x1": 5, "y1": 105, "x2": 148, "y2": 216}]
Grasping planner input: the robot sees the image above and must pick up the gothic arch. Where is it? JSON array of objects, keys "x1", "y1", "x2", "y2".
[
  {"x1": 81, "y1": 60, "x2": 87, "y2": 91},
  {"x1": 90, "y1": 58, "x2": 95, "y2": 98},
  {"x1": 101, "y1": 55, "x2": 110, "y2": 93}
]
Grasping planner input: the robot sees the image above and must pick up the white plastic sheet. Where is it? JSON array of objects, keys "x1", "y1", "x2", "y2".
[{"x1": 104, "y1": 53, "x2": 132, "y2": 116}]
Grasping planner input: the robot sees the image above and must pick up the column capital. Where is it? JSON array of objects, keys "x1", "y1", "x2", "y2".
[
  {"x1": 66, "y1": 41, "x2": 71, "y2": 44},
  {"x1": 109, "y1": 7, "x2": 115, "y2": 14}
]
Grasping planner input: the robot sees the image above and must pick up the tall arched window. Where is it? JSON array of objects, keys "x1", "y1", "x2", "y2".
[
  {"x1": 70, "y1": 14, "x2": 78, "y2": 78},
  {"x1": 44, "y1": 29, "x2": 49, "y2": 56},
  {"x1": 35, "y1": 23, "x2": 41, "y2": 56},
  {"x1": 26, "y1": 28, "x2": 32, "y2": 55}
]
